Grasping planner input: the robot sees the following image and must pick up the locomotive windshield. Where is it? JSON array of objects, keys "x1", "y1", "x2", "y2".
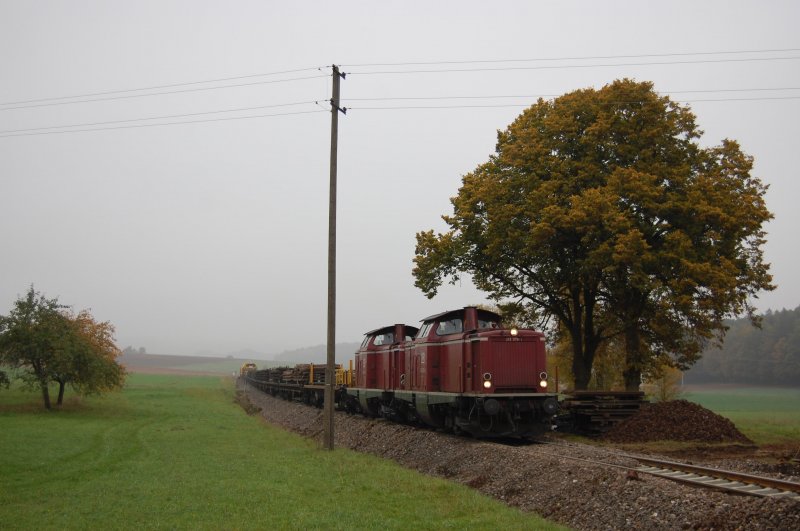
[
  {"x1": 478, "y1": 317, "x2": 500, "y2": 329},
  {"x1": 373, "y1": 332, "x2": 394, "y2": 345},
  {"x1": 435, "y1": 318, "x2": 463, "y2": 335},
  {"x1": 416, "y1": 322, "x2": 432, "y2": 339}
]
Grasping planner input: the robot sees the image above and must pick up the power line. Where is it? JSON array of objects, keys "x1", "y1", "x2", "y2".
[
  {"x1": 9, "y1": 87, "x2": 795, "y2": 137},
  {"x1": 0, "y1": 101, "x2": 320, "y2": 135},
  {"x1": 343, "y1": 87, "x2": 800, "y2": 102},
  {"x1": 342, "y1": 48, "x2": 800, "y2": 68},
  {"x1": 0, "y1": 109, "x2": 327, "y2": 138},
  {"x1": 347, "y1": 96, "x2": 800, "y2": 111},
  {"x1": 5, "y1": 93, "x2": 796, "y2": 138},
  {"x1": 4, "y1": 50, "x2": 798, "y2": 138},
  {"x1": 347, "y1": 56, "x2": 800, "y2": 76},
  {"x1": 0, "y1": 74, "x2": 329, "y2": 112},
  {"x1": 5, "y1": 48, "x2": 793, "y2": 110},
  {"x1": 0, "y1": 66, "x2": 329, "y2": 107}
]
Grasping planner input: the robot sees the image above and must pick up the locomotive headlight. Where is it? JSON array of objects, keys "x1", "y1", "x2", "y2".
[
  {"x1": 483, "y1": 372, "x2": 492, "y2": 389},
  {"x1": 510, "y1": 328, "x2": 518, "y2": 336},
  {"x1": 539, "y1": 371, "x2": 548, "y2": 388},
  {"x1": 483, "y1": 380, "x2": 492, "y2": 389},
  {"x1": 539, "y1": 380, "x2": 548, "y2": 388}
]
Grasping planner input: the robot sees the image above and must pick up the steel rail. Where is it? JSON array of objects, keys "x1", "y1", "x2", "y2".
[
  {"x1": 634, "y1": 457, "x2": 800, "y2": 501},
  {"x1": 533, "y1": 440, "x2": 800, "y2": 501}
]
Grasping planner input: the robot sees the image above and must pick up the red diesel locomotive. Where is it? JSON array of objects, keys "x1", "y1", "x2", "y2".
[{"x1": 341, "y1": 306, "x2": 559, "y2": 438}]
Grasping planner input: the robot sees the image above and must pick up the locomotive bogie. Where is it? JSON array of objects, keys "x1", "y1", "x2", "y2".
[{"x1": 341, "y1": 388, "x2": 558, "y2": 438}]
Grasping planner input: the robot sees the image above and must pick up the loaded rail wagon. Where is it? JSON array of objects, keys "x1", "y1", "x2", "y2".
[{"x1": 246, "y1": 363, "x2": 349, "y2": 407}]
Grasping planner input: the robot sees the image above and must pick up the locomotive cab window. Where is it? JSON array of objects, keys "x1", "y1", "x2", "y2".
[
  {"x1": 373, "y1": 332, "x2": 394, "y2": 346},
  {"x1": 436, "y1": 318, "x2": 463, "y2": 335},
  {"x1": 478, "y1": 318, "x2": 500, "y2": 329},
  {"x1": 416, "y1": 322, "x2": 432, "y2": 339}
]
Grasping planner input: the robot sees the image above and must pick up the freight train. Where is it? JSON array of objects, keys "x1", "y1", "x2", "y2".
[{"x1": 245, "y1": 306, "x2": 560, "y2": 438}]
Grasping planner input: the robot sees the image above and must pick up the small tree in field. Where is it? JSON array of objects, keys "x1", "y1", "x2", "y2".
[
  {"x1": 0, "y1": 286, "x2": 126, "y2": 408},
  {"x1": 0, "y1": 287, "x2": 69, "y2": 408}
]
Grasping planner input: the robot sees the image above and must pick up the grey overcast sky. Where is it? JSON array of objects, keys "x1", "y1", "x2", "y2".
[{"x1": 1, "y1": 1, "x2": 798, "y2": 357}]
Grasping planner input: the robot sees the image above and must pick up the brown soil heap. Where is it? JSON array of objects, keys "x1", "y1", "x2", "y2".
[{"x1": 603, "y1": 399, "x2": 753, "y2": 444}]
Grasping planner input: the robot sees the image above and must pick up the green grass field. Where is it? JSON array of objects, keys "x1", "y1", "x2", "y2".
[
  {"x1": 684, "y1": 386, "x2": 800, "y2": 445},
  {"x1": 0, "y1": 374, "x2": 564, "y2": 530},
  {"x1": 172, "y1": 359, "x2": 248, "y2": 373}
]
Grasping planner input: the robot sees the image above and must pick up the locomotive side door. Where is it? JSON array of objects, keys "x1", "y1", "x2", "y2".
[{"x1": 463, "y1": 338, "x2": 478, "y2": 393}]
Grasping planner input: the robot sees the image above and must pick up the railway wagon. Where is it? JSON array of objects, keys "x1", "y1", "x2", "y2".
[
  {"x1": 239, "y1": 362, "x2": 257, "y2": 377},
  {"x1": 247, "y1": 364, "x2": 346, "y2": 407},
  {"x1": 342, "y1": 306, "x2": 559, "y2": 438}
]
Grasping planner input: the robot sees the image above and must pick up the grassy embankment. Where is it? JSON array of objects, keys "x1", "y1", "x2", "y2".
[
  {"x1": 0, "y1": 374, "x2": 565, "y2": 530},
  {"x1": 685, "y1": 386, "x2": 800, "y2": 446}
]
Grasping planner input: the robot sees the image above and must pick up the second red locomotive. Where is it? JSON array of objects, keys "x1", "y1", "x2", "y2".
[{"x1": 341, "y1": 306, "x2": 559, "y2": 438}]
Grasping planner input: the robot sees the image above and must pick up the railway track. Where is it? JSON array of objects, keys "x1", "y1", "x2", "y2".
[
  {"x1": 534, "y1": 440, "x2": 800, "y2": 502},
  {"x1": 634, "y1": 457, "x2": 800, "y2": 501}
]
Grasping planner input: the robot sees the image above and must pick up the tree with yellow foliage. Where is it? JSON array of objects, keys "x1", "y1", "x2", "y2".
[
  {"x1": 413, "y1": 79, "x2": 773, "y2": 390},
  {"x1": 50, "y1": 309, "x2": 126, "y2": 406}
]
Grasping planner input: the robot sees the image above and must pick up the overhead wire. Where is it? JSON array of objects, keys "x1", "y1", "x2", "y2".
[
  {"x1": 343, "y1": 87, "x2": 800, "y2": 102},
  {"x1": 342, "y1": 87, "x2": 800, "y2": 102},
  {"x1": 346, "y1": 55, "x2": 800, "y2": 76},
  {"x1": 341, "y1": 48, "x2": 800, "y2": 68},
  {"x1": 0, "y1": 66, "x2": 330, "y2": 107},
  {"x1": 346, "y1": 96, "x2": 800, "y2": 111},
  {"x1": 0, "y1": 109, "x2": 328, "y2": 138},
  {"x1": 3, "y1": 49, "x2": 799, "y2": 138},
  {"x1": 4, "y1": 48, "x2": 795, "y2": 110},
  {"x1": 0, "y1": 100, "x2": 321, "y2": 135},
  {"x1": 0, "y1": 74, "x2": 330, "y2": 112},
  {"x1": 6, "y1": 85, "x2": 796, "y2": 138},
  {"x1": 2, "y1": 91, "x2": 796, "y2": 138}
]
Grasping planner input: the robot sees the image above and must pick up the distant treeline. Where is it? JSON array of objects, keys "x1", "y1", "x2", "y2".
[{"x1": 686, "y1": 306, "x2": 800, "y2": 385}]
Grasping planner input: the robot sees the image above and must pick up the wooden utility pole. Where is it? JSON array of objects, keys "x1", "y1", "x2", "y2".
[{"x1": 324, "y1": 65, "x2": 345, "y2": 450}]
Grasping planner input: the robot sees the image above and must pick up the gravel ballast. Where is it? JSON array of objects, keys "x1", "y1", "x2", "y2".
[{"x1": 239, "y1": 382, "x2": 799, "y2": 530}]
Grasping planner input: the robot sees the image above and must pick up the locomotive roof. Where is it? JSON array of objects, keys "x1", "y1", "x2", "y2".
[
  {"x1": 420, "y1": 307, "x2": 502, "y2": 323},
  {"x1": 363, "y1": 324, "x2": 420, "y2": 336}
]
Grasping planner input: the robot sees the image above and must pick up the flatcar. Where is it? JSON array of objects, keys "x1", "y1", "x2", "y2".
[
  {"x1": 341, "y1": 306, "x2": 559, "y2": 438},
  {"x1": 246, "y1": 363, "x2": 346, "y2": 407}
]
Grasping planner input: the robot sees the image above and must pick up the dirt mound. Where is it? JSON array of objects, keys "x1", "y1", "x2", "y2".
[{"x1": 603, "y1": 399, "x2": 753, "y2": 444}]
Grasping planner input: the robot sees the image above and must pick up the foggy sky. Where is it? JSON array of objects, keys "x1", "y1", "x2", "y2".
[{"x1": 2, "y1": 1, "x2": 798, "y2": 357}]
